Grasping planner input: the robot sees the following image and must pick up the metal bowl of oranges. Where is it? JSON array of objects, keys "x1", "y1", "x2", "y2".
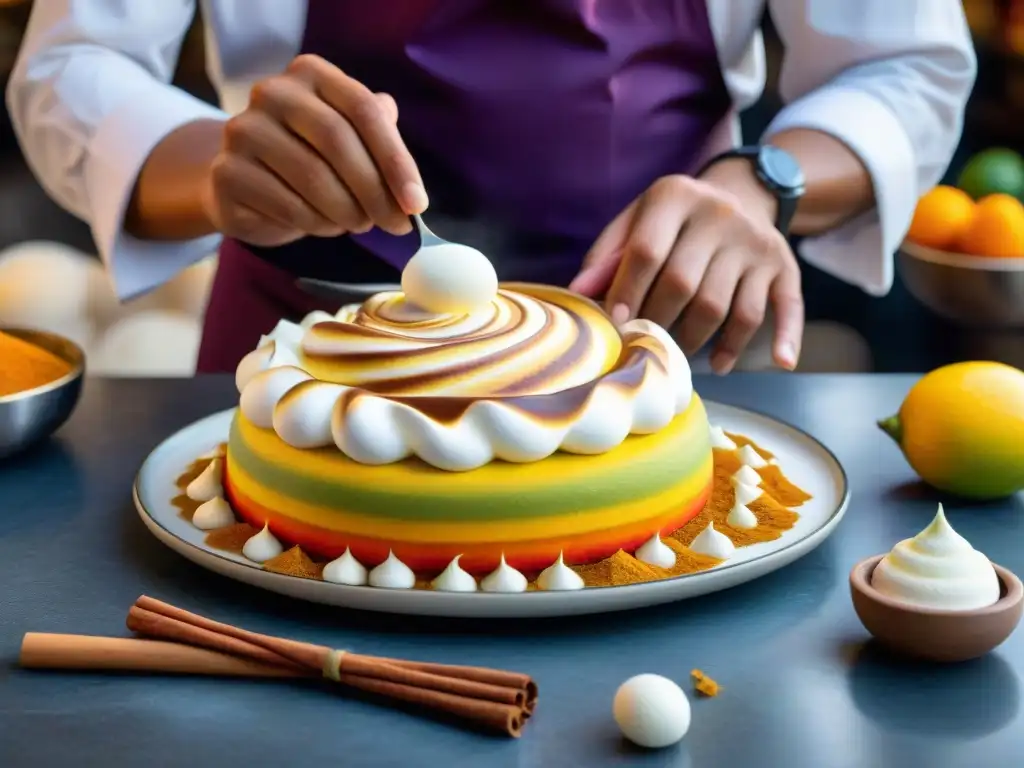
[{"x1": 900, "y1": 182, "x2": 1024, "y2": 329}]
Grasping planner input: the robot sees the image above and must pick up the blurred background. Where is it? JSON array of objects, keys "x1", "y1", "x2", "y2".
[{"x1": 0, "y1": 1, "x2": 1021, "y2": 375}]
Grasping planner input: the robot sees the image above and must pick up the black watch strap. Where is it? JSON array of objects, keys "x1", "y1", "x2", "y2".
[{"x1": 698, "y1": 145, "x2": 805, "y2": 237}]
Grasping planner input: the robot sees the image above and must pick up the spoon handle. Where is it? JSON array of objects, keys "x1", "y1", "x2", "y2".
[
  {"x1": 296, "y1": 278, "x2": 401, "y2": 301},
  {"x1": 412, "y1": 214, "x2": 446, "y2": 248}
]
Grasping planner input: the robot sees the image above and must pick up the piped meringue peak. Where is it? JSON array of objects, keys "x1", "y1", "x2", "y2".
[
  {"x1": 234, "y1": 278, "x2": 696, "y2": 471},
  {"x1": 431, "y1": 555, "x2": 478, "y2": 592},
  {"x1": 186, "y1": 458, "x2": 223, "y2": 502},
  {"x1": 708, "y1": 424, "x2": 736, "y2": 450},
  {"x1": 242, "y1": 524, "x2": 283, "y2": 563},
  {"x1": 871, "y1": 504, "x2": 1000, "y2": 611}
]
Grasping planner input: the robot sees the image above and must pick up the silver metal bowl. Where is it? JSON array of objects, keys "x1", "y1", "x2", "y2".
[
  {"x1": 0, "y1": 328, "x2": 85, "y2": 459},
  {"x1": 898, "y1": 240, "x2": 1024, "y2": 328}
]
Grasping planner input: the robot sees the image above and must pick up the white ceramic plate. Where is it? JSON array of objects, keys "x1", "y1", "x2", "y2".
[{"x1": 134, "y1": 404, "x2": 849, "y2": 618}]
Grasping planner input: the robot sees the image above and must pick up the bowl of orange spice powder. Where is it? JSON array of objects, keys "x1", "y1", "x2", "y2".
[{"x1": 0, "y1": 327, "x2": 85, "y2": 459}]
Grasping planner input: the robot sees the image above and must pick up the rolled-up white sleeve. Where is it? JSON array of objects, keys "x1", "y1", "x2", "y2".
[
  {"x1": 6, "y1": 0, "x2": 229, "y2": 300},
  {"x1": 764, "y1": 0, "x2": 977, "y2": 296}
]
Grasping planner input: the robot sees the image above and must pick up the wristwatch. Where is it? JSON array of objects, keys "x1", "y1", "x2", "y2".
[{"x1": 699, "y1": 145, "x2": 805, "y2": 237}]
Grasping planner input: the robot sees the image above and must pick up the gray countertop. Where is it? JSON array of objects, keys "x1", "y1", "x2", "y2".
[{"x1": 1, "y1": 375, "x2": 1023, "y2": 768}]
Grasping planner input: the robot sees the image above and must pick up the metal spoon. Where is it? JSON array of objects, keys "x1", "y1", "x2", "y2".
[
  {"x1": 296, "y1": 215, "x2": 461, "y2": 301},
  {"x1": 409, "y1": 213, "x2": 448, "y2": 250}
]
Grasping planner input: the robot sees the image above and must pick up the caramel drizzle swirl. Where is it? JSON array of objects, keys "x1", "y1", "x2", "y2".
[
  {"x1": 371, "y1": 338, "x2": 663, "y2": 426},
  {"x1": 299, "y1": 284, "x2": 622, "y2": 399}
]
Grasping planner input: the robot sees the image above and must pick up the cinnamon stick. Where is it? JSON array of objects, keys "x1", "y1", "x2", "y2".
[
  {"x1": 337, "y1": 675, "x2": 524, "y2": 737},
  {"x1": 133, "y1": 597, "x2": 529, "y2": 707},
  {"x1": 332, "y1": 654, "x2": 524, "y2": 708},
  {"x1": 19, "y1": 633, "x2": 309, "y2": 679},
  {"x1": 134, "y1": 596, "x2": 325, "y2": 669},
  {"x1": 381, "y1": 659, "x2": 538, "y2": 713},
  {"x1": 126, "y1": 606, "x2": 306, "y2": 673},
  {"x1": 19, "y1": 632, "x2": 524, "y2": 736},
  {"x1": 129, "y1": 596, "x2": 536, "y2": 736}
]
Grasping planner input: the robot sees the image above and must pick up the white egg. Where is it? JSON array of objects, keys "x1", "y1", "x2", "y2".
[
  {"x1": 90, "y1": 311, "x2": 201, "y2": 376},
  {"x1": 0, "y1": 241, "x2": 94, "y2": 327},
  {"x1": 613, "y1": 673, "x2": 691, "y2": 749},
  {"x1": 0, "y1": 241, "x2": 102, "y2": 351},
  {"x1": 401, "y1": 242, "x2": 497, "y2": 314}
]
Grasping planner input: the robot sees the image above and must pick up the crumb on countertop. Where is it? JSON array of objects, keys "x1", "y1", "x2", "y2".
[{"x1": 690, "y1": 669, "x2": 720, "y2": 697}]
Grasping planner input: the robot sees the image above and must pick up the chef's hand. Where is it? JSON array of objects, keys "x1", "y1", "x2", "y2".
[
  {"x1": 201, "y1": 54, "x2": 427, "y2": 247},
  {"x1": 569, "y1": 162, "x2": 803, "y2": 374}
]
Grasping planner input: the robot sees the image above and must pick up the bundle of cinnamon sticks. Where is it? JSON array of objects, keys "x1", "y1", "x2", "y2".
[{"x1": 20, "y1": 595, "x2": 537, "y2": 737}]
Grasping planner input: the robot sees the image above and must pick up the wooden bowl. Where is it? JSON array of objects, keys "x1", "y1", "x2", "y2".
[
  {"x1": 898, "y1": 240, "x2": 1024, "y2": 328},
  {"x1": 850, "y1": 555, "x2": 1023, "y2": 663}
]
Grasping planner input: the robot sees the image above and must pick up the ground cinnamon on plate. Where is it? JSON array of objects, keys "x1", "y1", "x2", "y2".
[
  {"x1": 172, "y1": 447, "x2": 227, "y2": 523},
  {"x1": 758, "y1": 465, "x2": 812, "y2": 508},
  {"x1": 669, "y1": 458, "x2": 800, "y2": 551},
  {"x1": 172, "y1": 459, "x2": 207, "y2": 522},
  {"x1": 263, "y1": 546, "x2": 324, "y2": 579},
  {"x1": 572, "y1": 550, "x2": 659, "y2": 587},
  {"x1": 172, "y1": 434, "x2": 810, "y2": 589},
  {"x1": 569, "y1": 542, "x2": 725, "y2": 588},
  {"x1": 205, "y1": 523, "x2": 258, "y2": 554},
  {"x1": 658, "y1": 538, "x2": 724, "y2": 576},
  {"x1": 0, "y1": 331, "x2": 73, "y2": 397},
  {"x1": 713, "y1": 442, "x2": 810, "y2": 509},
  {"x1": 724, "y1": 431, "x2": 774, "y2": 460}
]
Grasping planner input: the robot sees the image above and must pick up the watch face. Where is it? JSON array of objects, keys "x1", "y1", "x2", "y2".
[{"x1": 761, "y1": 146, "x2": 805, "y2": 192}]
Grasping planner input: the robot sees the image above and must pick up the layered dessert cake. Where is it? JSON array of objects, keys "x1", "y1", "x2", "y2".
[
  {"x1": 178, "y1": 244, "x2": 809, "y2": 591},
  {"x1": 228, "y1": 241, "x2": 712, "y2": 574}
]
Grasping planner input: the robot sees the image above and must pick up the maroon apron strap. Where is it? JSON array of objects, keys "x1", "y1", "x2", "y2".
[{"x1": 195, "y1": 239, "x2": 339, "y2": 373}]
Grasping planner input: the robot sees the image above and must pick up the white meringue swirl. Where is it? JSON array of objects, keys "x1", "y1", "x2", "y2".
[
  {"x1": 300, "y1": 285, "x2": 620, "y2": 397},
  {"x1": 235, "y1": 285, "x2": 694, "y2": 471}
]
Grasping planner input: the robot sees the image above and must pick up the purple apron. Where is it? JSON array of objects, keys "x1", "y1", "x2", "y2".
[{"x1": 197, "y1": 0, "x2": 732, "y2": 372}]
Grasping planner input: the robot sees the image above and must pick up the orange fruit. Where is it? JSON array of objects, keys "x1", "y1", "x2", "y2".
[
  {"x1": 905, "y1": 186, "x2": 976, "y2": 250},
  {"x1": 956, "y1": 193, "x2": 1024, "y2": 258}
]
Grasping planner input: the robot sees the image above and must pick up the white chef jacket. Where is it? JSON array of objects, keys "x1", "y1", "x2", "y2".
[{"x1": 6, "y1": 1, "x2": 976, "y2": 302}]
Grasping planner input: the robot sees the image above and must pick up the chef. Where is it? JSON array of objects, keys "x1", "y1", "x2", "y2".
[{"x1": 7, "y1": 1, "x2": 975, "y2": 373}]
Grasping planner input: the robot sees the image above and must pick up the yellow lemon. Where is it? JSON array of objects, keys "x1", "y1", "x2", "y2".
[{"x1": 878, "y1": 362, "x2": 1024, "y2": 499}]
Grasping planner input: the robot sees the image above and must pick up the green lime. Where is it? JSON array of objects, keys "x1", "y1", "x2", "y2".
[{"x1": 957, "y1": 148, "x2": 1024, "y2": 201}]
